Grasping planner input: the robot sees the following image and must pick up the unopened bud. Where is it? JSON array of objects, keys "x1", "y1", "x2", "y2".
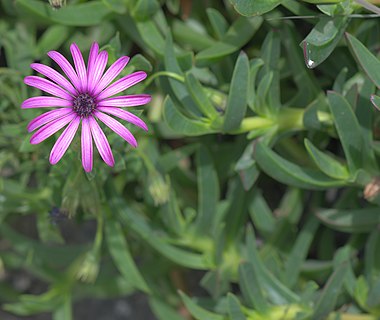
[
  {"x1": 364, "y1": 177, "x2": 380, "y2": 200},
  {"x1": 48, "y1": 0, "x2": 66, "y2": 10}
]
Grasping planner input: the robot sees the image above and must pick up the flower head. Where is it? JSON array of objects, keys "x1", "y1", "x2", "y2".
[{"x1": 22, "y1": 43, "x2": 151, "y2": 172}]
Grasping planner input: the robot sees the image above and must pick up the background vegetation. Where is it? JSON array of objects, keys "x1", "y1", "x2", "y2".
[{"x1": 1, "y1": 0, "x2": 380, "y2": 319}]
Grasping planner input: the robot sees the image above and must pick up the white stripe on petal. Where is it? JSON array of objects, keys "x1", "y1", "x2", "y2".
[
  {"x1": 24, "y1": 76, "x2": 72, "y2": 100},
  {"x1": 27, "y1": 108, "x2": 74, "y2": 132},
  {"x1": 88, "y1": 116, "x2": 114, "y2": 167},
  {"x1": 97, "y1": 107, "x2": 148, "y2": 131},
  {"x1": 48, "y1": 50, "x2": 81, "y2": 90},
  {"x1": 49, "y1": 116, "x2": 80, "y2": 165},
  {"x1": 22, "y1": 96, "x2": 72, "y2": 109},
  {"x1": 94, "y1": 111, "x2": 137, "y2": 147},
  {"x1": 70, "y1": 43, "x2": 87, "y2": 92},
  {"x1": 31, "y1": 63, "x2": 77, "y2": 95},
  {"x1": 88, "y1": 51, "x2": 108, "y2": 93},
  {"x1": 97, "y1": 94, "x2": 151, "y2": 107},
  {"x1": 81, "y1": 117, "x2": 93, "y2": 172},
  {"x1": 30, "y1": 113, "x2": 76, "y2": 144},
  {"x1": 96, "y1": 71, "x2": 147, "y2": 100},
  {"x1": 92, "y1": 56, "x2": 130, "y2": 96}
]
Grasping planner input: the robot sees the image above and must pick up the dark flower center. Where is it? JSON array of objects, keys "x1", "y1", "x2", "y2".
[{"x1": 73, "y1": 93, "x2": 96, "y2": 118}]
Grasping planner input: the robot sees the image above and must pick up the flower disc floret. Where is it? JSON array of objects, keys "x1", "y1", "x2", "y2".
[{"x1": 73, "y1": 93, "x2": 97, "y2": 118}]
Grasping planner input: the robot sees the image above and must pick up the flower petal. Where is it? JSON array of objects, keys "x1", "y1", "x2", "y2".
[
  {"x1": 70, "y1": 43, "x2": 87, "y2": 92},
  {"x1": 30, "y1": 113, "x2": 77, "y2": 144},
  {"x1": 27, "y1": 108, "x2": 74, "y2": 132},
  {"x1": 97, "y1": 107, "x2": 148, "y2": 131},
  {"x1": 94, "y1": 111, "x2": 137, "y2": 147},
  {"x1": 49, "y1": 116, "x2": 80, "y2": 165},
  {"x1": 96, "y1": 71, "x2": 147, "y2": 100},
  {"x1": 22, "y1": 96, "x2": 72, "y2": 109},
  {"x1": 48, "y1": 50, "x2": 81, "y2": 90},
  {"x1": 31, "y1": 63, "x2": 77, "y2": 95},
  {"x1": 92, "y1": 56, "x2": 130, "y2": 96},
  {"x1": 97, "y1": 94, "x2": 151, "y2": 107},
  {"x1": 88, "y1": 51, "x2": 108, "y2": 94},
  {"x1": 24, "y1": 76, "x2": 73, "y2": 100},
  {"x1": 81, "y1": 117, "x2": 93, "y2": 172},
  {"x1": 88, "y1": 116, "x2": 114, "y2": 167}
]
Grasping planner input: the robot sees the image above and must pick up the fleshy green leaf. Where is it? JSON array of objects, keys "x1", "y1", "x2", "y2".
[
  {"x1": 105, "y1": 218, "x2": 150, "y2": 293},
  {"x1": 346, "y1": 33, "x2": 380, "y2": 89},
  {"x1": 304, "y1": 138, "x2": 350, "y2": 180},
  {"x1": 327, "y1": 91, "x2": 364, "y2": 173},
  {"x1": 230, "y1": 0, "x2": 282, "y2": 16},
  {"x1": 163, "y1": 97, "x2": 213, "y2": 136},
  {"x1": 302, "y1": 17, "x2": 348, "y2": 69},
  {"x1": 317, "y1": 208, "x2": 380, "y2": 233},
  {"x1": 255, "y1": 142, "x2": 345, "y2": 189},
  {"x1": 179, "y1": 291, "x2": 224, "y2": 320},
  {"x1": 196, "y1": 16, "x2": 262, "y2": 66},
  {"x1": 223, "y1": 52, "x2": 249, "y2": 132},
  {"x1": 15, "y1": 0, "x2": 113, "y2": 26},
  {"x1": 313, "y1": 262, "x2": 349, "y2": 320}
]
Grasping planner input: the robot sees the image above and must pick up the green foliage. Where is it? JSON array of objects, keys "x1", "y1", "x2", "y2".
[{"x1": 1, "y1": 0, "x2": 380, "y2": 319}]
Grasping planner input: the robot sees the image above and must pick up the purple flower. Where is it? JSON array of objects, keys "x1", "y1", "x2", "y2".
[{"x1": 22, "y1": 43, "x2": 151, "y2": 172}]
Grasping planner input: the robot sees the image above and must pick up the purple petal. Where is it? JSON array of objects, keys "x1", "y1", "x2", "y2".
[
  {"x1": 24, "y1": 76, "x2": 73, "y2": 100},
  {"x1": 30, "y1": 113, "x2": 77, "y2": 144},
  {"x1": 22, "y1": 96, "x2": 72, "y2": 109},
  {"x1": 87, "y1": 43, "x2": 99, "y2": 91},
  {"x1": 27, "y1": 108, "x2": 74, "y2": 132},
  {"x1": 48, "y1": 50, "x2": 81, "y2": 90},
  {"x1": 88, "y1": 116, "x2": 114, "y2": 167},
  {"x1": 94, "y1": 111, "x2": 137, "y2": 147},
  {"x1": 97, "y1": 107, "x2": 148, "y2": 131},
  {"x1": 92, "y1": 56, "x2": 130, "y2": 96},
  {"x1": 49, "y1": 116, "x2": 80, "y2": 165},
  {"x1": 88, "y1": 51, "x2": 108, "y2": 94},
  {"x1": 70, "y1": 43, "x2": 87, "y2": 92},
  {"x1": 96, "y1": 71, "x2": 147, "y2": 101},
  {"x1": 81, "y1": 117, "x2": 93, "y2": 172},
  {"x1": 97, "y1": 94, "x2": 151, "y2": 107},
  {"x1": 31, "y1": 63, "x2": 78, "y2": 95}
]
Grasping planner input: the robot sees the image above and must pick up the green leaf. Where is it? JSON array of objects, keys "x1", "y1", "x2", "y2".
[
  {"x1": 302, "y1": 17, "x2": 348, "y2": 69},
  {"x1": 110, "y1": 197, "x2": 211, "y2": 269},
  {"x1": 365, "y1": 230, "x2": 380, "y2": 281},
  {"x1": 313, "y1": 262, "x2": 349, "y2": 320},
  {"x1": 164, "y1": 33, "x2": 201, "y2": 117},
  {"x1": 206, "y1": 8, "x2": 228, "y2": 39},
  {"x1": 179, "y1": 291, "x2": 224, "y2": 320},
  {"x1": 136, "y1": 19, "x2": 165, "y2": 56},
  {"x1": 284, "y1": 216, "x2": 319, "y2": 288},
  {"x1": 230, "y1": 0, "x2": 282, "y2": 16},
  {"x1": 255, "y1": 142, "x2": 345, "y2": 190},
  {"x1": 316, "y1": 207, "x2": 380, "y2": 233},
  {"x1": 185, "y1": 72, "x2": 219, "y2": 119},
  {"x1": 248, "y1": 190, "x2": 275, "y2": 238},
  {"x1": 36, "y1": 25, "x2": 69, "y2": 56},
  {"x1": 131, "y1": 0, "x2": 159, "y2": 20},
  {"x1": 238, "y1": 262, "x2": 269, "y2": 312},
  {"x1": 195, "y1": 145, "x2": 220, "y2": 234},
  {"x1": 371, "y1": 94, "x2": 380, "y2": 110},
  {"x1": 196, "y1": 16, "x2": 262, "y2": 66},
  {"x1": 346, "y1": 33, "x2": 380, "y2": 89},
  {"x1": 52, "y1": 295, "x2": 72, "y2": 320},
  {"x1": 149, "y1": 298, "x2": 184, "y2": 320},
  {"x1": 327, "y1": 91, "x2": 364, "y2": 173},
  {"x1": 163, "y1": 97, "x2": 213, "y2": 136},
  {"x1": 15, "y1": 0, "x2": 113, "y2": 26},
  {"x1": 223, "y1": 52, "x2": 249, "y2": 132},
  {"x1": 304, "y1": 138, "x2": 350, "y2": 180},
  {"x1": 227, "y1": 293, "x2": 247, "y2": 320},
  {"x1": 105, "y1": 218, "x2": 150, "y2": 293},
  {"x1": 245, "y1": 227, "x2": 300, "y2": 304}
]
